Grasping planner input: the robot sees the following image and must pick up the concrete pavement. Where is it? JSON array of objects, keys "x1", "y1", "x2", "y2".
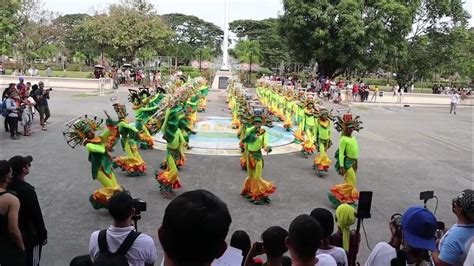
[{"x1": 0, "y1": 88, "x2": 472, "y2": 265}]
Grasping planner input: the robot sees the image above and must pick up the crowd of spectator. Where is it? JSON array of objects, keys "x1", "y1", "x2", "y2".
[
  {"x1": 1, "y1": 77, "x2": 52, "y2": 139},
  {"x1": 105, "y1": 67, "x2": 161, "y2": 88},
  {"x1": 68, "y1": 188, "x2": 474, "y2": 266},
  {"x1": 432, "y1": 85, "x2": 472, "y2": 96}
]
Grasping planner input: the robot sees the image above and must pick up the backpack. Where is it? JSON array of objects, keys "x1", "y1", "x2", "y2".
[
  {"x1": 92, "y1": 229, "x2": 141, "y2": 266},
  {"x1": 1, "y1": 99, "x2": 8, "y2": 117}
]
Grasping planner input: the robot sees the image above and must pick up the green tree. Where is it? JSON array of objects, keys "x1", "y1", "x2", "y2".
[
  {"x1": 162, "y1": 13, "x2": 223, "y2": 62},
  {"x1": 395, "y1": 0, "x2": 470, "y2": 83},
  {"x1": 279, "y1": 0, "x2": 418, "y2": 78},
  {"x1": 193, "y1": 47, "x2": 213, "y2": 61},
  {"x1": 81, "y1": 0, "x2": 172, "y2": 63},
  {"x1": 229, "y1": 18, "x2": 289, "y2": 68},
  {"x1": 0, "y1": 0, "x2": 21, "y2": 56},
  {"x1": 234, "y1": 40, "x2": 262, "y2": 64},
  {"x1": 53, "y1": 14, "x2": 91, "y2": 60}
]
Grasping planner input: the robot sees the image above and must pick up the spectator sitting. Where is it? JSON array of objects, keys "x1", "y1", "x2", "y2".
[
  {"x1": 0, "y1": 160, "x2": 26, "y2": 265},
  {"x1": 329, "y1": 204, "x2": 359, "y2": 266},
  {"x1": 365, "y1": 206, "x2": 437, "y2": 265},
  {"x1": 230, "y1": 230, "x2": 251, "y2": 265},
  {"x1": 286, "y1": 214, "x2": 336, "y2": 266},
  {"x1": 89, "y1": 191, "x2": 157, "y2": 266},
  {"x1": 244, "y1": 226, "x2": 291, "y2": 266},
  {"x1": 432, "y1": 189, "x2": 474, "y2": 265},
  {"x1": 8, "y1": 155, "x2": 48, "y2": 266},
  {"x1": 333, "y1": 93, "x2": 342, "y2": 104},
  {"x1": 310, "y1": 208, "x2": 348, "y2": 265},
  {"x1": 158, "y1": 189, "x2": 232, "y2": 266}
]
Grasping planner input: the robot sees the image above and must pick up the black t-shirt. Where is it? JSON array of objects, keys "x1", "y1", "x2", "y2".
[
  {"x1": 33, "y1": 88, "x2": 49, "y2": 107},
  {"x1": 7, "y1": 177, "x2": 47, "y2": 247}
]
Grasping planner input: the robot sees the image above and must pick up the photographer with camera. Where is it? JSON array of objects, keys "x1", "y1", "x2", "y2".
[
  {"x1": 32, "y1": 81, "x2": 51, "y2": 131},
  {"x1": 89, "y1": 191, "x2": 156, "y2": 266},
  {"x1": 365, "y1": 206, "x2": 438, "y2": 266},
  {"x1": 431, "y1": 189, "x2": 474, "y2": 266},
  {"x1": 243, "y1": 226, "x2": 291, "y2": 266}
]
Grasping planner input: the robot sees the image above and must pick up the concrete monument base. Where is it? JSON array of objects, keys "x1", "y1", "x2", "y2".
[{"x1": 211, "y1": 70, "x2": 233, "y2": 90}]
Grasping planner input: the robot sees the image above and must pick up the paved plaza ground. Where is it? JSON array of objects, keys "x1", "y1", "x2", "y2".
[{"x1": 0, "y1": 88, "x2": 472, "y2": 265}]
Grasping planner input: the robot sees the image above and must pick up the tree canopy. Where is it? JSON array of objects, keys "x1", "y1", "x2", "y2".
[
  {"x1": 81, "y1": 3, "x2": 172, "y2": 62},
  {"x1": 230, "y1": 18, "x2": 289, "y2": 68},
  {"x1": 279, "y1": 0, "x2": 421, "y2": 78},
  {"x1": 232, "y1": 40, "x2": 262, "y2": 64},
  {"x1": 162, "y1": 13, "x2": 223, "y2": 64},
  {"x1": 276, "y1": 0, "x2": 473, "y2": 81}
]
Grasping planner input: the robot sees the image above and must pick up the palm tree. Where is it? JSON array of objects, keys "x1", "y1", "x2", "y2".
[{"x1": 235, "y1": 40, "x2": 262, "y2": 64}]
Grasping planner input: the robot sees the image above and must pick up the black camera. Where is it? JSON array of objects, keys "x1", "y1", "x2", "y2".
[
  {"x1": 133, "y1": 198, "x2": 147, "y2": 213},
  {"x1": 131, "y1": 198, "x2": 146, "y2": 231},
  {"x1": 254, "y1": 108, "x2": 264, "y2": 116},
  {"x1": 420, "y1": 191, "x2": 434, "y2": 201}
]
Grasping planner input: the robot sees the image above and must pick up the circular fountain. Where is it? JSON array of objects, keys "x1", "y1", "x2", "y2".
[{"x1": 153, "y1": 117, "x2": 299, "y2": 156}]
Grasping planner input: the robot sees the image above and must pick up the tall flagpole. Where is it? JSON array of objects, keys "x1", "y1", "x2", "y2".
[{"x1": 221, "y1": 0, "x2": 230, "y2": 71}]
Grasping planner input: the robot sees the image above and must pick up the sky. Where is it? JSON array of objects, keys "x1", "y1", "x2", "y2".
[{"x1": 43, "y1": 0, "x2": 474, "y2": 28}]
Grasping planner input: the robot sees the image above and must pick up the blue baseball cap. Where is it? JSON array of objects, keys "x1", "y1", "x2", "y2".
[{"x1": 402, "y1": 206, "x2": 437, "y2": 251}]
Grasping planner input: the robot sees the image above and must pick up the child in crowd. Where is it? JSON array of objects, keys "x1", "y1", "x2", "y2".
[{"x1": 20, "y1": 91, "x2": 35, "y2": 136}]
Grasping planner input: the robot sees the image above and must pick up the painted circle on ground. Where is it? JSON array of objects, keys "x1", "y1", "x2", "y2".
[{"x1": 153, "y1": 117, "x2": 300, "y2": 155}]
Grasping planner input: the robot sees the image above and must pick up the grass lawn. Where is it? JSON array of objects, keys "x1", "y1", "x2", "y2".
[
  {"x1": 37, "y1": 70, "x2": 93, "y2": 79},
  {"x1": 5, "y1": 69, "x2": 93, "y2": 79}
]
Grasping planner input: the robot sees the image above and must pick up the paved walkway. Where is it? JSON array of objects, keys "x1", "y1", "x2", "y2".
[{"x1": 0, "y1": 89, "x2": 471, "y2": 265}]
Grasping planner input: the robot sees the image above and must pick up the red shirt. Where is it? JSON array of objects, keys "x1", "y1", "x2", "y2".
[{"x1": 353, "y1": 84, "x2": 359, "y2": 93}]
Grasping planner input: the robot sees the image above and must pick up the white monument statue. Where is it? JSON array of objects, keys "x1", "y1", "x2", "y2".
[{"x1": 212, "y1": 0, "x2": 233, "y2": 89}]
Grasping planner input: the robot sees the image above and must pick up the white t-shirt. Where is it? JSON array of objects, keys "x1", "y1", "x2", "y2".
[
  {"x1": 365, "y1": 242, "x2": 431, "y2": 266},
  {"x1": 365, "y1": 242, "x2": 396, "y2": 266},
  {"x1": 89, "y1": 225, "x2": 157, "y2": 266},
  {"x1": 212, "y1": 246, "x2": 243, "y2": 266},
  {"x1": 316, "y1": 253, "x2": 337, "y2": 265},
  {"x1": 317, "y1": 247, "x2": 348, "y2": 266},
  {"x1": 451, "y1": 93, "x2": 460, "y2": 104},
  {"x1": 464, "y1": 243, "x2": 474, "y2": 266}
]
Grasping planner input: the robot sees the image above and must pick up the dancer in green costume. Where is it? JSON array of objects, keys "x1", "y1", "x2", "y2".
[
  {"x1": 241, "y1": 112, "x2": 276, "y2": 205},
  {"x1": 128, "y1": 88, "x2": 161, "y2": 149},
  {"x1": 155, "y1": 103, "x2": 187, "y2": 197},
  {"x1": 328, "y1": 112, "x2": 363, "y2": 207},
  {"x1": 313, "y1": 108, "x2": 333, "y2": 176},
  {"x1": 63, "y1": 115, "x2": 123, "y2": 209},
  {"x1": 106, "y1": 102, "x2": 147, "y2": 176}
]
